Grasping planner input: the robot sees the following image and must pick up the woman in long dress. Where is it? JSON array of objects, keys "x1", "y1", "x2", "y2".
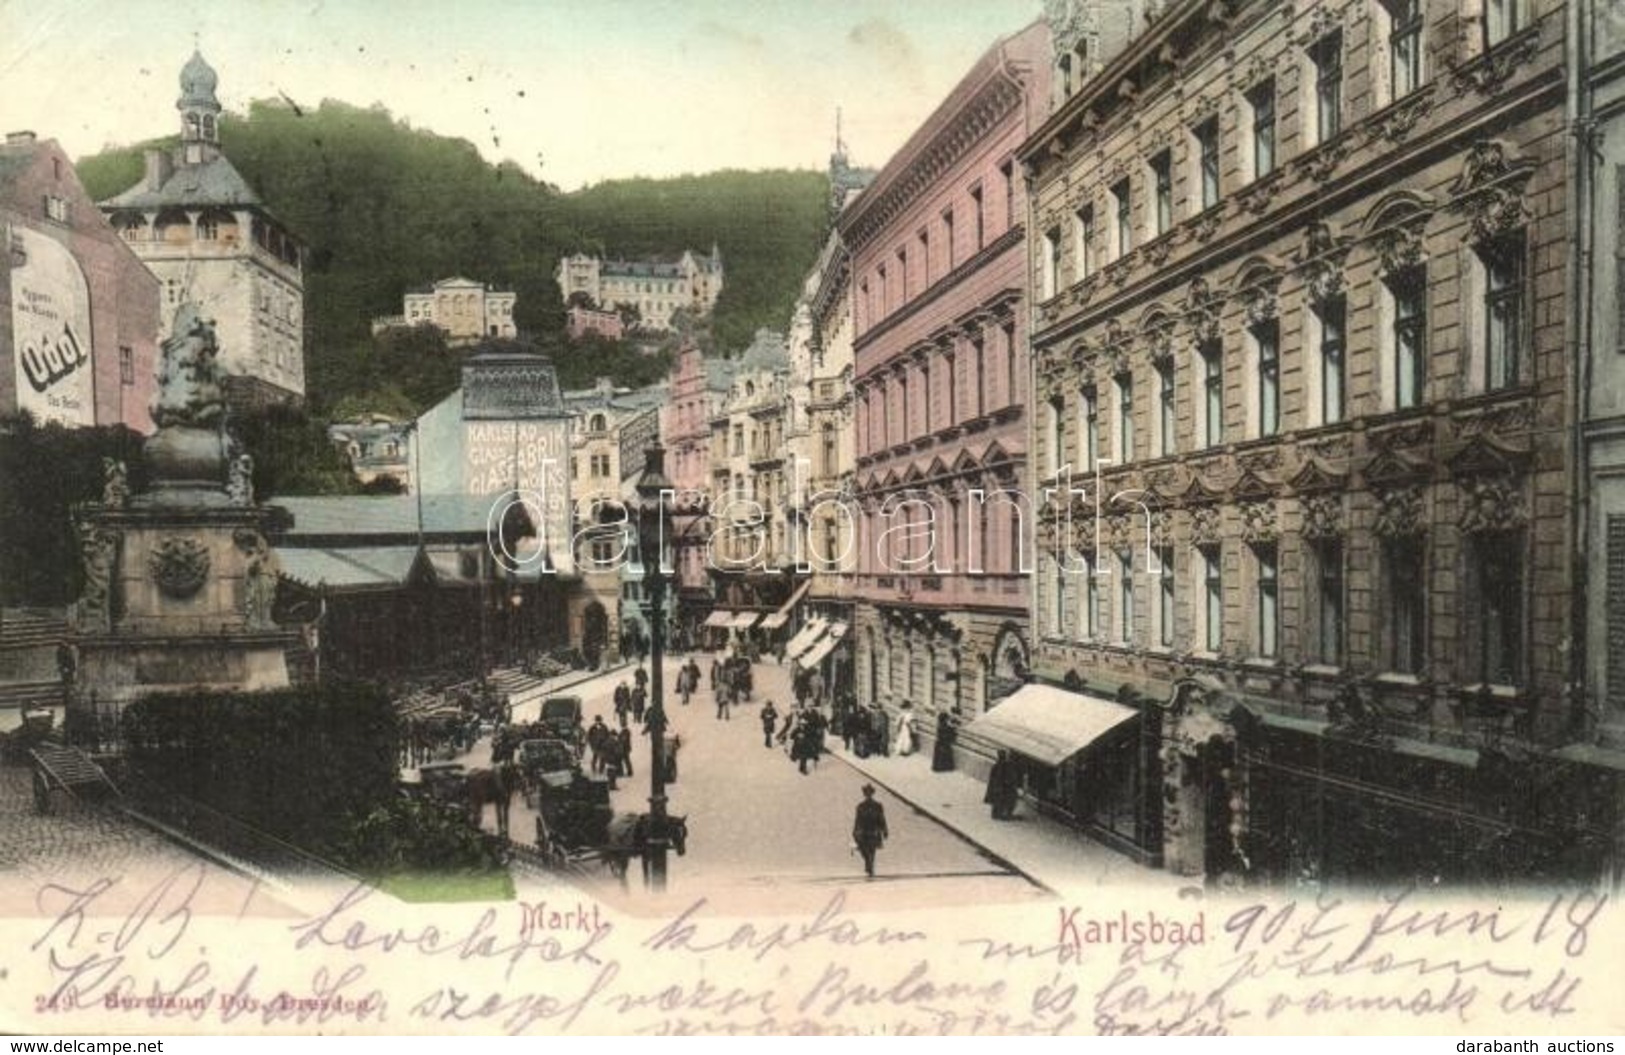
[{"x1": 895, "y1": 706, "x2": 916, "y2": 756}]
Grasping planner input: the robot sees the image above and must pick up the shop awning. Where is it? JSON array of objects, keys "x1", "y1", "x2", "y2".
[
  {"x1": 702, "y1": 610, "x2": 736, "y2": 628},
  {"x1": 784, "y1": 619, "x2": 827, "y2": 659},
  {"x1": 758, "y1": 612, "x2": 789, "y2": 630},
  {"x1": 964, "y1": 683, "x2": 1138, "y2": 767},
  {"x1": 1554, "y1": 743, "x2": 1625, "y2": 773},
  {"x1": 729, "y1": 611, "x2": 763, "y2": 629},
  {"x1": 798, "y1": 631, "x2": 844, "y2": 668}
]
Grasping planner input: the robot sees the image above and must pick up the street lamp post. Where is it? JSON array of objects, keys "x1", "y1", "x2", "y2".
[{"x1": 633, "y1": 443, "x2": 674, "y2": 891}]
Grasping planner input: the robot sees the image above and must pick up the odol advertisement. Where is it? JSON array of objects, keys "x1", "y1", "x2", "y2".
[{"x1": 9, "y1": 225, "x2": 94, "y2": 427}]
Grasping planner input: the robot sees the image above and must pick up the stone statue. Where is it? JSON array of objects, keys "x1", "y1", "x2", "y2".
[
  {"x1": 76, "y1": 522, "x2": 120, "y2": 631},
  {"x1": 226, "y1": 451, "x2": 254, "y2": 505},
  {"x1": 235, "y1": 529, "x2": 280, "y2": 629},
  {"x1": 100, "y1": 458, "x2": 129, "y2": 508},
  {"x1": 151, "y1": 303, "x2": 226, "y2": 430}
]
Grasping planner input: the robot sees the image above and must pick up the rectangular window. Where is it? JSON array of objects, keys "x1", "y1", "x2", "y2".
[
  {"x1": 1382, "y1": 537, "x2": 1427, "y2": 674},
  {"x1": 1047, "y1": 555, "x2": 1066, "y2": 637},
  {"x1": 1158, "y1": 360, "x2": 1176, "y2": 456},
  {"x1": 1119, "y1": 550, "x2": 1136, "y2": 645},
  {"x1": 1386, "y1": 0, "x2": 1424, "y2": 99},
  {"x1": 1486, "y1": 0, "x2": 1525, "y2": 46},
  {"x1": 1000, "y1": 161, "x2": 1015, "y2": 229},
  {"x1": 1116, "y1": 373, "x2": 1134, "y2": 462},
  {"x1": 1483, "y1": 234, "x2": 1525, "y2": 391},
  {"x1": 1392, "y1": 266, "x2": 1427, "y2": 409},
  {"x1": 973, "y1": 336, "x2": 986, "y2": 418},
  {"x1": 1041, "y1": 227, "x2": 1061, "y2": 300},
  {"x1": 1248, "y1": 79, "x2": 1276, "y2": 179},
  {"x1": 1202, "y1": 546, "x2": 1223, "y2": 653},
  {"x1": 1319, "y1": 297, "x2": 1347, "y2": 424},
  {"x1": 1255, "y1": 543, "x2": 1279, "y2": 659},
  {"x1": 943, "y1": 209, "x2": 956, "y2": 270},
  {"x1": 971, "y1": 184, "x2": 985, "y2": 250},
  {"x1": 1469, "y1": 532, "x2": 1524, "y2": 685},
  {"x1": 1202, "y1": 339, "x2": 1224, "y2": 446},
  {"x1": 1003, "y1": 322, "x2": 1018, "y2": 406},
  {"x1": 1076, "y1": 205, "x2": 1095, "y2": 280},
  {"x1": 1159, "y1": 547, "x2": 1176, "y2": 648},
  {"x1": 1313, "y1": 539, "x2": 1345, "y2": 665},
  {"x1": 1151, "y1": 150, "x2": 1173, "y2": 236},
  {"x1": 118, "y1": 345, "x2": 134, "y2": 385},
  {"x1": 877, "y1": 265, "x2": 888, "y2": 317},
  {"x1": 919, "y1": 229, "x2": 931, "y2": 287},
  {"x1": 1080, "y1": 387, "x2": 1098, "y2": 472},
  {"x1": 1112, "y1": 179, "x2": 1132, "y2": 258},
  {"x1": 897, "y1": 247, "x2": 909, "y2": 301},
  {"x1": 1256, "y1": 319, "x2": 1280, "y2": 437},
  {"x1": 1048, "y1": 395, "x2": 1066, "y2": 475},
  {"x1": 1085, "y1": 554, "x2": 1100, "y2": 640},
  {"x1": 945, "y1": 353, "x2": 957, "y2": 426},
  {"x1": 1194, "y1": 117, "x2": 1221, "y2": 210},
  {"x1": 1311, "y1": 31, "x2": 1343, "y2": 143}
]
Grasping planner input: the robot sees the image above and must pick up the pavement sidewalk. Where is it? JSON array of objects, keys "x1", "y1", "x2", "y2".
[{"x1": 827, "y1": 741, "x2": 1192, "y2": 898}]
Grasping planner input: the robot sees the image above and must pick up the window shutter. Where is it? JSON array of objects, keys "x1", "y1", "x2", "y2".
[{"x1": 1609, "y1": 515, "x2": 1625, "y2": 710}]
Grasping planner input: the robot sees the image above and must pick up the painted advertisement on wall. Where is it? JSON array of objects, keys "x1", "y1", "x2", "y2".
[
  {"x1": 9, "y1": 226, "x2": 94, "y2": 427},
  {"x1": 465, "y1": 419, "x2": 573, "y2": 573}
]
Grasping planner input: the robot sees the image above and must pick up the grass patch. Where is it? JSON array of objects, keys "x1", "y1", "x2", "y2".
[{"x1": 376, "y1": 869, "x2": 515, "y2": 903}]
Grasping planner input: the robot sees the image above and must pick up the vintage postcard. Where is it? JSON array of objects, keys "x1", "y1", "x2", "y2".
[{"x1": 0, "y1": 0, "x2": 1621, "y2": 1038}]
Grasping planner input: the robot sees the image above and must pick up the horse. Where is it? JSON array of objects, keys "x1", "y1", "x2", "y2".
[
  {"x1": 466, "y1": 762, "x2": 521, "y2": 838},
  {"x1": 601, "y1": 811, "x2": 689, "y2": 889}
]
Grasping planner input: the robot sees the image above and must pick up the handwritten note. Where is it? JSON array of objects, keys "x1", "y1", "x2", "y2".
[{"x1": 7, "y1": 863, "x2": 1620, "y2": 1036}]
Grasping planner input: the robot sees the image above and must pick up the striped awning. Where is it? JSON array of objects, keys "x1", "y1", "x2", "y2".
[
  {"x1": 798, "y1": 632, "x2": 843, "y2": 668},
  {"x1": 784, "y1": 619, "x2": 827, "y2": 659},
  {"x1": 964, "y1": 683, "x2": 1138, "y2": 768}
]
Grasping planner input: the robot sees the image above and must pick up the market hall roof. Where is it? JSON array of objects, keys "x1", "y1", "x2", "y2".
[{"x1": 276, "y1": 494, "x2": 523, "y2": 544}]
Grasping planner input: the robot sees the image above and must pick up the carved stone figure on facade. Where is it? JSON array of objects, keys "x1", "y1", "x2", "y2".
[
  {"x1": 100, "y1": 458, "x2": 130, "y2": 508},
  {"x1": 226, "y1": 451, "x2": 255, "y2": 506},
  {"x1": 75, "y1": 522, "x2": 120, "y2": 632},
  {"x1": 235, "y1": 529, "x2": 281, "y2": 629}
]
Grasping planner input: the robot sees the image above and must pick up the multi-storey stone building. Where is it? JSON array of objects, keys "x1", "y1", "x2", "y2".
[
  {"x1": 101, "y1": 52, "x2": 305, "y2": 407},
  {"x1": 704, "y1": 331, "x2": 805, "y2": 629},
  {"x1": 1575, "y1": 0, "x2": 1625, "y2": 882},
  {"x1": 841, "y1": 22, "x2": 1051, "y2": 758},
  {"x1": 371, "y1": 276, "x2": 517, "y2": 345},
  {"x1": 555, "y1": 248, "x2": 724, "y2": 333},
  {"x1": 783, "y1": 230, "x2": 860, "y2": 689},
  {"x1": 660, "y1": 342, "x2": 735, "y2": 640},
  {"x1": 1020, "y1": 0, "x2": 1600, "y2": 882},
  {"x1": 563, "y1": 377, "x2": 667, "y2": 659}
]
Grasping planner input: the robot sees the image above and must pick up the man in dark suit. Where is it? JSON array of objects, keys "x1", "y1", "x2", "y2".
[{"x1": 852, "y1": 784, "x2": 888, "y2": 878}]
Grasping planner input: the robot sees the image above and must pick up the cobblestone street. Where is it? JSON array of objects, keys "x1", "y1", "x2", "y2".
[{"x1": 0, "y1": 763, "x2": 297, "y2": 920}]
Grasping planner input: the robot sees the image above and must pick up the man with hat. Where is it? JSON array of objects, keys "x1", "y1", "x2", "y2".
[{"x1": 851, "y1": 783, "x2": 888, "y2": 878}]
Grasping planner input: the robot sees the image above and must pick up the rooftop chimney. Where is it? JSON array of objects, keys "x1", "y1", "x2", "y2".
[
  {"x1": 143, "y1": 148, "x2": 173, "y2": 192},
  {"x1": 5, "y1": 131, "x2": 36, "y2": 145}
]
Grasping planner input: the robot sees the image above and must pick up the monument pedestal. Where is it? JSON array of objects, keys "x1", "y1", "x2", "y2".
[{"x1": 71, "y1": 502, "x2": 295, "y2": 713}]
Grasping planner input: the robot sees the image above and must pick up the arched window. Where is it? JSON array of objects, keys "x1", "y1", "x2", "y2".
[{"x1": 589, "y1": 413, "x2": 607, "y2": 432}]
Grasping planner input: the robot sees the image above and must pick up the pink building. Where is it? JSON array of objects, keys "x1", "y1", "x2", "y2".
[
  {"x1": 566, "y1": 304, "x2": 625, "y2": 342},
  {"x1": 840, "y1": 22, "x2": 1049, "y2": 745},
  {"x1": 659, "y1": 343, "x2": 733, "y2": 640}
]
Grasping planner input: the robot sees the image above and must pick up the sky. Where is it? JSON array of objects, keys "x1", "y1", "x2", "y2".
[{"x1": 0, "y1": 0, "x2": 1042, "y2": 190}]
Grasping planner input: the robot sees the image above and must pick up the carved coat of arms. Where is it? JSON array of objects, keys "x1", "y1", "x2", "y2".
[{"x1": 149, "y1": 536, "x2": 211, "y2": 599}]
